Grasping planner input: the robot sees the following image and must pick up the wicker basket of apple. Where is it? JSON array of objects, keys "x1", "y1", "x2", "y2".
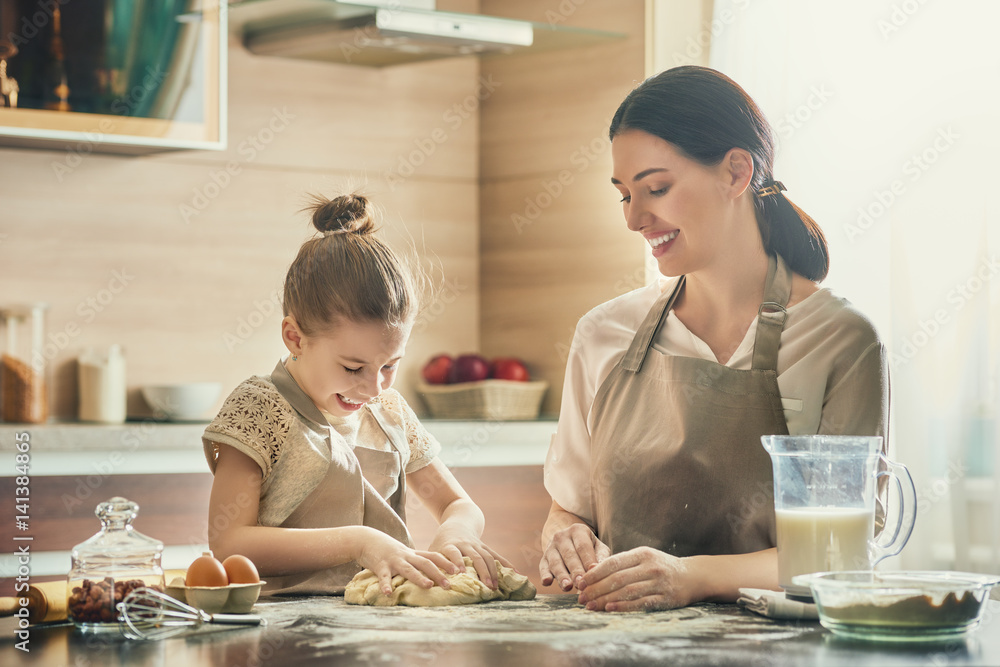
[{"x1": 417, "y1": 354, "x2": 548, "y2": 420}]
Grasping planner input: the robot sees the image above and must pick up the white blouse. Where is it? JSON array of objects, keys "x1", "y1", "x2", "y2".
[{"x1": 544, "y1": 277, "x2": 889, "y2": 525}]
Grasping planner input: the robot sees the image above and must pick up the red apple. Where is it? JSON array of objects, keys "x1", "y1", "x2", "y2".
[
  {"x1": 450, "y1": 354, "x2": 490, "y2": 383},
  {"x1": 490, "y1": 358, "x2": 530, "y2": 382},
  {"x1": 421, "y1": 354, "x2": 453, "y2": 385}
]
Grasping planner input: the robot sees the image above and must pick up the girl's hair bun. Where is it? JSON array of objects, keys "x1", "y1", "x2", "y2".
[
  {"x1": 286, "y1": 191, "x2": 420, "y2": 336},
  {"x1": 309, "y1": 193, "x2": 376, "y2": 235}
]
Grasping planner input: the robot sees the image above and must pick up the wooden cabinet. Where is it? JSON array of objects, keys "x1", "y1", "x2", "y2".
[{"x1": 0, "y1": 1, "x2": 225, "y2": 154}]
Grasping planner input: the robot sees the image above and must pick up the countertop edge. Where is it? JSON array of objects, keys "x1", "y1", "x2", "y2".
[{"x1": 0, "y1": 420, "x2": 558, "y2": 472}]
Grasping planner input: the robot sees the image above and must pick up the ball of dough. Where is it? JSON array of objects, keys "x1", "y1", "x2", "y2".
[{"x1": 345, "y1": 557, "x2": 536, "y2": 606}]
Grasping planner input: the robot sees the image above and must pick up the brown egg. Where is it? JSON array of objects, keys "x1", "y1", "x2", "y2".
[
  {"x1": 222, "y1": 554, "x2": 260, "y2": 584},
  {"x1": 185, "y1": 550, "x2": 229, "y2": 587}
]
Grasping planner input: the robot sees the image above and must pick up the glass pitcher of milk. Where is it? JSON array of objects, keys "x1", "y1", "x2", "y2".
[{"x1": 761, "y1": 435, "x2": 917, "y2": 599}]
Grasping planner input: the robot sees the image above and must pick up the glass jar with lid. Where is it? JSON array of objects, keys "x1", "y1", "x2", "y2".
[
  {"x1": 0, "y1": 303, "x2": 49, "y2": 423},
  {"x1": 67, "y1": 497, "x2": 164, "y2": 631}
]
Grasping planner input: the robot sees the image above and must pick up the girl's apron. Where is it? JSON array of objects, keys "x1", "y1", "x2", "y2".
[
  {"x1": 264, "y1": 362, "x2": 412, "y2": 595},
  {"x1": 589, "y1": 254, "x2": 792, "y2": 556}
]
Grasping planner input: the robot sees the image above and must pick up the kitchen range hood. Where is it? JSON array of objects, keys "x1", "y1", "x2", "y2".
[{"x1": 228, "y1": 0, "x2": 624, "y2": 67}]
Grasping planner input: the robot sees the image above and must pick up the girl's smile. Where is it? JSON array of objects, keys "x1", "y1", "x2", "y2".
[
  {"x1": 282, "y1": 317, "x2": 411, "y2": 418},
  {"x1": 336, "y1": 393, "x2": 367, "y2": 412}
]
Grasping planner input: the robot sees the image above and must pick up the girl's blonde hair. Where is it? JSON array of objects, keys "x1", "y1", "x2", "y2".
[{"x1": 283, "y1": 193, "x2": 419, "y2": 336}]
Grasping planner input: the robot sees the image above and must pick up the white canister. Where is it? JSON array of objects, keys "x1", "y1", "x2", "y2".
[{"x1": 78, "y1": 345, "x2": 127, "y2": 423}]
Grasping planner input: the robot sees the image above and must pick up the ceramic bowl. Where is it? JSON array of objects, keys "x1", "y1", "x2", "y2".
[
  {"x1": 141, "y1": 382, "x2": 222, "y2": 421},
  {"x1": 793, "y1": 570, "x2": 1000, "y2": 642},
  {"x1": 165, "y1": 577, "x2": 264, "y2": 614}
]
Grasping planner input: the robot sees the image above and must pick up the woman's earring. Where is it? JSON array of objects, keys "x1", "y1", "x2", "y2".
[{"x1": 291, "y1": 355, "x2": 298, "y2": 362}]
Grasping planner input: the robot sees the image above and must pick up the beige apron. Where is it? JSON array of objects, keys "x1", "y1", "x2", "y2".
[
  {"x1": 264, "y1": 361, "x2": 412, "y2": 595},
  {"x1": 590, "y1": 254, "x2": 792, "y2": 557}
]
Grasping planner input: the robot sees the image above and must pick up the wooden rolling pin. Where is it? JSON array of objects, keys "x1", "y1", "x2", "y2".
[
  {"x1": 0, "y1": 581, "x2": 67, "y2": 624},
  {"x1": 0, "y1": 571, "x2": 186, "y2": 624}
]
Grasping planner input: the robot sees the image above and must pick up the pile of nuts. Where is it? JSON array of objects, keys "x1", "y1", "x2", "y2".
[{"x1": 68, "y1": 577, "x2": 159, "y2": 624}]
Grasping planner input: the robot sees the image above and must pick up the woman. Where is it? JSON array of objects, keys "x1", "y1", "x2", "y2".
[{"x1": 540, "y1": 66, "x2": 889, "y2": 611}]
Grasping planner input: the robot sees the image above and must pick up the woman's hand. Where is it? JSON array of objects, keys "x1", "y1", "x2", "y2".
[
  {"x1": 427, "y1": 525, "x2": 512, "y2": 590},
  {"x1": 540, "y1": 523, "x2": 611, "y2": 592},
  {"x1": 356, "y1": 530, "x2": 460, "y2": 596},
  {"x1": 576, "y1": 546, "x2": 694, "y2": 612}
]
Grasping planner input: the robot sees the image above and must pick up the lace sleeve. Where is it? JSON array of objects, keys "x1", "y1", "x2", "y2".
[
  {"x1": 202, "y1": 377, "x2": 293, "y2": 480},
  {"x1": 375, "y1": 389, "x2": 442, "y2": 473}
]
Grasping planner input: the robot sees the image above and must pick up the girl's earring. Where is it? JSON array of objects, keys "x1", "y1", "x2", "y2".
[{"x1": 291, "y1": 355, "x2": 298, "y2": 362}]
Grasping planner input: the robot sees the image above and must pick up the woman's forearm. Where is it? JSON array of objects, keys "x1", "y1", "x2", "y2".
[{"x1": 683, "y1": 547, "x2": 779, "y2": 602}]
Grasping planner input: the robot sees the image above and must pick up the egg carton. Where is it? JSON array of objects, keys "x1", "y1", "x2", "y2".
[{"x1": 164, "y1": 577, "x2": 264, "y2": 614}]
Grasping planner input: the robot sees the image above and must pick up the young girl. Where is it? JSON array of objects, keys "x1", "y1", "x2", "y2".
[{"x1": 203, "y1": 193, "x2": 510, "y2": 597}]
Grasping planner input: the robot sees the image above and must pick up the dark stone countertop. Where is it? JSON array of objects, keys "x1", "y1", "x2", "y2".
[{"x1": 4, "y1": 593, "x2": 998, "y2": 666}]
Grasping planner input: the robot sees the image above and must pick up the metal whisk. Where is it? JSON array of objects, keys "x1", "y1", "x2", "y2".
[{"x1": 117, "y1": 588, "x2": 264, "y2": 640}]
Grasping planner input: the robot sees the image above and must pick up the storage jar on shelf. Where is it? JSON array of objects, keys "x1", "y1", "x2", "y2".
[{"x1": 0, "y1": 303, "x2": 49, "y2": 423}]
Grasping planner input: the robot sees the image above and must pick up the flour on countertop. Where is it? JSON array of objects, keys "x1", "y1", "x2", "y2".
[{"x1": 257, "y1": 594, "x2": 817, "y2": 650}]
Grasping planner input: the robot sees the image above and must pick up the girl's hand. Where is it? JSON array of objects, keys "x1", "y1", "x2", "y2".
[
  {"x1": 576, "y1": 546, "x2": 694, "y2": 612},
  {"x1": 408, "y1": 460, "x2": 511, "y2": 590},
  {"x1": 356, "y1": 530, "x2": 460, "y2": 596},
  {"x1": 540, "y1": 523, "x2": 611, "y2": 592},
  {"x1": 427, "y1": 526, "x2": 513, "y2": 590}
]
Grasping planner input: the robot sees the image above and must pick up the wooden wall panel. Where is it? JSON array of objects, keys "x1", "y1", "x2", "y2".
[
  {"x1": 479, "y1": 0, "x2": 648, "y2": 414},
  {"x1": 480, "y1": 178, "x2": 647, "y2": 408},
  {"x1": 148, "y1": 36, "x2": 482, "y2": 180},
  {"x1": 0, "y1": 32, "x2": 481, "y2": 420},
  {"x1": 0, "y1": 473, "x2": 216, "y2": 552}
]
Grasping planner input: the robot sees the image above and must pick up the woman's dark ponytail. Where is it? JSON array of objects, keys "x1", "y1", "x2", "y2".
[
  {"x1": 609, "y1": 66, "x2": 829, "y2": 281},
  {"x1": 755, "y1": 190, "x2": 829, "y2": 281}
]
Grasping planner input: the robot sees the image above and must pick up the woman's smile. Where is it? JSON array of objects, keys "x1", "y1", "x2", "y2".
[
  {"x1": 646, "y1": 230, "x2": 679, "y2": 257},
  {"x1": 611, "y1": 129, "x2": 737, "y2": 276}
]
